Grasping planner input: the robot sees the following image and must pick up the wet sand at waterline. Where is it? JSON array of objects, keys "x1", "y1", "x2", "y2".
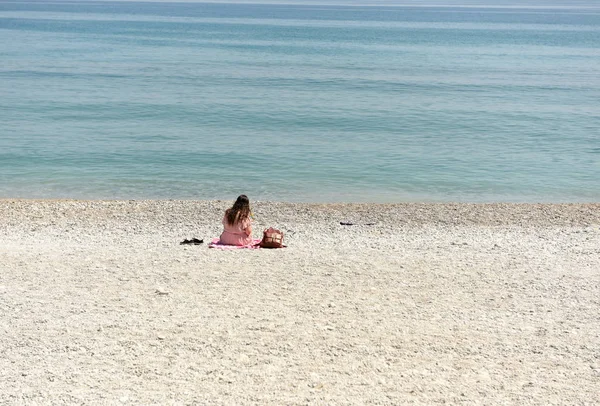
[{"x1": 1, "y1": 200, "x2": 599, "y2": 404}]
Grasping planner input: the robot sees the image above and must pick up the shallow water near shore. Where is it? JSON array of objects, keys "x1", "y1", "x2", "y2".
[{"x1": 1, "y1": 0, "x2": 599, "y2": 202}]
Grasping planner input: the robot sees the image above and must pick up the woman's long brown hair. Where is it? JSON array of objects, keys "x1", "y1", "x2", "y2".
[{"x1": 225, "y1": 194, "x2": 251, "y2": 226}]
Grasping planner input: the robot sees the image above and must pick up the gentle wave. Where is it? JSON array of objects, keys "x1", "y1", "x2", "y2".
[{"x1": 3, "y1": 11, "x2": 600, "y2": 31}]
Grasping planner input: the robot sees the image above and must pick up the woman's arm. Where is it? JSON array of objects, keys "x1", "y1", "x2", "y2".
[{"x1": 243, "y1": 218, "x2": 252, "y2": 236}]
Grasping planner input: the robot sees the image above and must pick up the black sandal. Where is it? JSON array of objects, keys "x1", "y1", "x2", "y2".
[{"x1": 180, "y1": 238, "x2": 204, "y2": 245}]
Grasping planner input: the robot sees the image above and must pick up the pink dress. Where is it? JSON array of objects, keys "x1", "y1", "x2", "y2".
[{"x1": 219, "y1": 215, "x2": 253, "y2": 246}]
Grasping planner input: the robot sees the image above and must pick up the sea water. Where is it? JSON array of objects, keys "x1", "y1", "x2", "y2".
[{"x1": 1, "y1": 0, "x2": 599, "y2": 202}]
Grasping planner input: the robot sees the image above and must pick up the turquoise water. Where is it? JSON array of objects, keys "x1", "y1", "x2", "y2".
[{"x1": 1, "y1": 0, "x2": 599, "y2": 202}]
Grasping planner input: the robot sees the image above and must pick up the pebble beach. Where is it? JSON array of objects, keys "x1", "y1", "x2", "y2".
[{"x1": 1, "y1": 199, "x2": 599, "y2": 404}]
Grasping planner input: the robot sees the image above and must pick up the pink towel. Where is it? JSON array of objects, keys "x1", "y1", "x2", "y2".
[{"x1": 208, "y1": 238, "x2": 262, "y2": 249}]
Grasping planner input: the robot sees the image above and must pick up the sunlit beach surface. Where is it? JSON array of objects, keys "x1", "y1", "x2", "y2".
[{"x1": 1, "y1": 200, "x2": 599, "y2": 404}]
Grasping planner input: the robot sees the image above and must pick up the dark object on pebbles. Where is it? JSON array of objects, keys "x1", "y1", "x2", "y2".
[
  {"x1": 180, "y1": 238, "x2": 204, "y2": 245},
  {"x1": 340, "y1": 222, "x2": 375, "y2": 226}
]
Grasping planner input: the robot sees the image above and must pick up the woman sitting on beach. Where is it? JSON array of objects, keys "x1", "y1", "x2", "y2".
[{"x1": 219, "y1": 195, "x2": 253, "y2": 246}]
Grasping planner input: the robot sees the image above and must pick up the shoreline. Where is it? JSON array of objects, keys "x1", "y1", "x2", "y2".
[
  {"x1": 1, "y1": 199, "x2": 599, "y2": 403},
  {"x1": 1, "y1": 199, "x2": 599, "y2": 227}
]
